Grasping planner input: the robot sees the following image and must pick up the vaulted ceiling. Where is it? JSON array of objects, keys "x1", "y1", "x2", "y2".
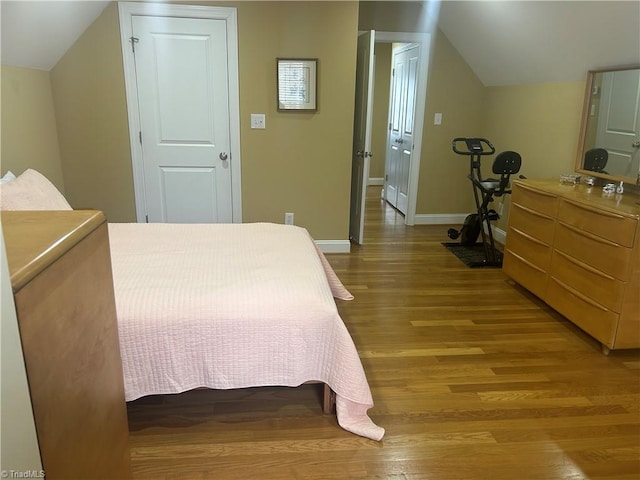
[
  {"x1": 1, "y1": 1, "x2": 639, "y2": 85},
  {"x1": 1, "y1": 0, "x2": 110, "y2": 71},
  {"x1": 437, "y1": 1, "x2": 640, "y2": 86}
]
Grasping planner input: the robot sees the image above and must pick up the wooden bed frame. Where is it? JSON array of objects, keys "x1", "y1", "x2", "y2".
[
  {"x1": 321, "y1": 383, "x2": 336, "y2": 414},
  {"x1": 195, "y1": 382, "x2": 335, "y2": 414}
]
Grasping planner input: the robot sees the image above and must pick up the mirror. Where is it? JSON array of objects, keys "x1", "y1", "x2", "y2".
[{"x1": 575, "y1": 65, "x2": 640, "y2": 185}]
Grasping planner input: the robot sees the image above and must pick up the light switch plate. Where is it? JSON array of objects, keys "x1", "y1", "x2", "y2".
[{"x1": 251, "y1": 113, "x2": 266, "y2": 129}]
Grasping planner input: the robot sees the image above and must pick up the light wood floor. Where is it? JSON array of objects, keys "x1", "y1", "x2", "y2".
[{"x1": 127, "y1": 187, "x2": 640, "y2": 479}]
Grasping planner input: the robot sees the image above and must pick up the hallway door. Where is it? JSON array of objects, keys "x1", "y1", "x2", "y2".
[{"x1": 384, "y1": 43, "x2": 419, "y2": 215}]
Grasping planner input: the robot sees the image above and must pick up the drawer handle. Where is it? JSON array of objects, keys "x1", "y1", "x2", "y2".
[
  {"x1": 551, "y1": 277, "x2": 609, "y2": 312},
  {"x1": 559, "y1": 222, "x2": 622, "y2": 247},
  {"x1": 506, "y1": 249, "x2": 546, "y2": 273},
  {"x1": 564, "y1": 199, "x2": 627, "y2": 220},
  {"x1": 513, "y1": 202, "x2": 555, "y2": 220},
  {"x1": 554, "y1": 250, "x2": 616, "y2": 281},
  {"x1": 510, "y1": 227, "x2": 550, "y2": 247}
]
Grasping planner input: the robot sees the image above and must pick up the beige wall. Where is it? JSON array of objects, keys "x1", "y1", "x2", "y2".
[
  {"x1": 484, "y1": 82, "x2": 585, "y2": 180},
  {"x1": 50, "y1": 2, "x2": 135, "y2": 222},
  {"x1": 418, "y1": 29, "x2": 486, "y2": 215},
  {"x1": 234, "y1": 1, "x2": 357, "y2": 239},
  {"x1": 358, "y1": 1, "x2": 438, "y2": 33},
  {"x1": 483, "y1": 81, "x2": 585, "y2": 230},
  {"x1": 50, "y1": 1, "x2": 358, "y2": 240},
  {"x1": 0, "y1": 66, "x2": 65, "y2": 192}
]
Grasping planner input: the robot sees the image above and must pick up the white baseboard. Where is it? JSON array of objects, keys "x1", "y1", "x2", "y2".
[
  {"x1": 368, "y1": 177, "x2": 384, "y2": 186},
  {"x1": 491, "y1": 226, "x2": 507, "y2": 245},
  {"x1": 315, "y1": 240, "x2": 351, "y2": 253}
]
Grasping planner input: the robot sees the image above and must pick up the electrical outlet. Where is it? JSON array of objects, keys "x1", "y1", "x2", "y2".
[{"x1": 284, "y1": 212, "x2": 294, "y2": 225}]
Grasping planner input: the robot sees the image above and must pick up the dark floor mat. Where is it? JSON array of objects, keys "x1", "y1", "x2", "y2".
[{"x1": 442, "y1": 242, "x2": 503, "y2": 268}]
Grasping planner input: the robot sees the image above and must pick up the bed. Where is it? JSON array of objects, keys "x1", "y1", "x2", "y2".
[{"x1": 0, "y1": 169, "x2": 384, "y2": 441}]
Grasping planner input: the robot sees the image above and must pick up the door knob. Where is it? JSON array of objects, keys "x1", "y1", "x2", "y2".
[
  {"x1": 219, "y1": 152, "x2": 228, "y2": 160},
  {"x1": 356, "y1": 151, "x2": 364, "y2": 157}
]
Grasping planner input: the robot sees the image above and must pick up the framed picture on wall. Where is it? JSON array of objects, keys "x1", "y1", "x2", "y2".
[{"x1": 277, "y1": 58, "x2": 317, "y2": 111}]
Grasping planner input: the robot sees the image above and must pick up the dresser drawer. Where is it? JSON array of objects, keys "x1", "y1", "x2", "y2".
[
  {"x1": 558, "y1": 199, "x2": 637, "y2": 247},
  {"x1": 505, "y1": 227, "x2": 553, "y2": 271},
  {"x1": 509, "y1": 202, "x2": 556, "y2": 245},
  {"x1": 503, "y1": 249, "x2": 548, "y2": 299},
  {"x1": 554, "y1": 222, "x2": 632, "y2": 281},
  {"x1": 546, "y1": 277, "x2": 619, "y2": 348},
  {"x1": 512, "y1": 183, "x2": 559, "y2": 217},
  {"x1": 550, "y1": 250, "x2": 625, "y2": 313}
]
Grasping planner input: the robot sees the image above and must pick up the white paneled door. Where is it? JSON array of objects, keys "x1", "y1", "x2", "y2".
[
  {"x1": 130, "y1": 14, "x2": 233, "y2": 223},
  {"x1": 385, "y1": 43, "x2": 419, "y2": 215}
]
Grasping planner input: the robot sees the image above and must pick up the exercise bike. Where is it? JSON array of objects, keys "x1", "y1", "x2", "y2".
[{"x1": 447, "y1": 137, "x2": 522, "y2": 267}]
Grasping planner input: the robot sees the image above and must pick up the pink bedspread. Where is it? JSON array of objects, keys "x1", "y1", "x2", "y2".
[{"x1": 108, "y1": 222, "x2": 384, "y2": 441}]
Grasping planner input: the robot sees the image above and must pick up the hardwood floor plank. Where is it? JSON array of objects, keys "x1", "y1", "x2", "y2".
[{"x1": 128, "y1": 187, "x2": 640, "y2": 479}]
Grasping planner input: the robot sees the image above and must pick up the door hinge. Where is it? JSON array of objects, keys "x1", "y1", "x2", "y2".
[
  {"x1": 388, "y1": 122, "x2": 392, "y2": 130},
  {"x1": 145, "y1": 215, "x2": 149, "y2": 223},
  {"x1": 130, "y1": 36, "x2": 139, "y2": 53},
  {"x1": 139, "y1": 131, "x2": 142, "y2": 144}
]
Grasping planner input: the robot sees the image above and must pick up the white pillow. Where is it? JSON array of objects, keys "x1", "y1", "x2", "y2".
[
  {"x1": 0, "y1": 171, "x2": 16, "y2": 184},
  {"x1": 0, "y1": 169, "x2": 72, "y2": 210}
]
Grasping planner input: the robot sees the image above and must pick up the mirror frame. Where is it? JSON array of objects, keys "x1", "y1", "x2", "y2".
[{"x1": 575, "y1": 65, "x2": 640, "y2": 185}]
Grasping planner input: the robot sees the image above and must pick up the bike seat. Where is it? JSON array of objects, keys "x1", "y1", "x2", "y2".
[
  {"x1": 491, "y1": 151, "x2": 522, "y2": 195},
  {"x1": 469, "y1": 150, "x2": 522, "y2": 197}
]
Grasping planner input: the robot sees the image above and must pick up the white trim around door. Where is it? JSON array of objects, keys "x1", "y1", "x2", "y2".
[{"x1": 118, "y1": 2, "x2": 242, "y2": 223}]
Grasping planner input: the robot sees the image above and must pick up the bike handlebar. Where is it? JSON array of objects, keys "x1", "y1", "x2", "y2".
[{"x1": 452, "y1": 137, "x2": 496, "y2": 156}]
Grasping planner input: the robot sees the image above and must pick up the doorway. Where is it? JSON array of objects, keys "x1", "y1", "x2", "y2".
[{"x1": 350, "y1": 31, "x2": 430, "y2": 244}]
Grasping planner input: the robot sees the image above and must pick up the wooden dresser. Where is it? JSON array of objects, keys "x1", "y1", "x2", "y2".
[
  {"x1": 2, "y1": 210, "x2": 131, "y2": 479},
  {"x1": 503, "y1": 179, "x2": 640, "y2": 352}
]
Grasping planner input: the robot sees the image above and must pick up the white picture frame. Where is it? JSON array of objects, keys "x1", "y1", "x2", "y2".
[{"x1": 277, "y1": 58, "x2": 317, "y2": 111}]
